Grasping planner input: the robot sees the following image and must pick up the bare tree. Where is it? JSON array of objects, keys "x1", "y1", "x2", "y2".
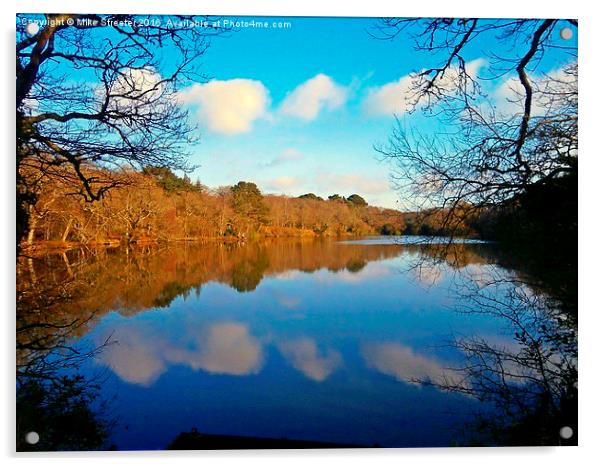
[
  {"x1": 16, "y1": 14, "x2": 226, "y2": 248},
  {"x1": 372, "y1": 19, "x2": 577, "y2": 238}
]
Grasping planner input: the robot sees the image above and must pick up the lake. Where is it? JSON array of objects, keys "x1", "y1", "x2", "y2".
[{"x1": 16, "y1": 236, "x2": 570, "y2": 449}]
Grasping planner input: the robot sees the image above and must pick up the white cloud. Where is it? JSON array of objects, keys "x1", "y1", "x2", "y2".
[
  {"x1": 22, "y1": 97, "x2": 40, "y2": 115},
  {"x1": 433, "y1": 58, "x2": 486, "y2": 92},
  {"x1": 179, "y1": 79, "x2": 270, "y2": 135},
  {"x1": 280, "y1": 74, "x2": 347, "y2": 120},
  {"x1": 316, "y1": 172, "x2": 391, "y2": 195},
  {"x1": 494, "y1": 63, "x2": 577, "y2": 117},
  {"x1": 105, "y1": 67, "x2": 165, "y2": 114},
  {"x1": 363, "y1": 75, "x2": 415, "y2": 116},
  {"x1": 363, "y1": 58, "x2": 486, "y2": 117},
  {"x1": 278, "y1": 338, "x2": 342, "y2": 382},
  {"x1": 494, "y1": 77, "x2": 523, "y2": 115},
  {"x1": 266, "y1": 176, "x2": 303, "y2": 191}
]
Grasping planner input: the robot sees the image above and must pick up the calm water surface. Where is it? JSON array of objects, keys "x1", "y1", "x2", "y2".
[{"x1": 18, "y1": 237, "x2": 531, "y2": 449}]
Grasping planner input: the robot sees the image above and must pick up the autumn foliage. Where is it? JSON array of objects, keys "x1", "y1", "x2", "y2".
[{"x1": 22, "y1": 164, "x2": 429, "y2": 248}]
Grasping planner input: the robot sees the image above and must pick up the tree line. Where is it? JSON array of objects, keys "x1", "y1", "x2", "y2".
[{"x1": 25, "y1": 164, "x2": 471, "y2": 248}]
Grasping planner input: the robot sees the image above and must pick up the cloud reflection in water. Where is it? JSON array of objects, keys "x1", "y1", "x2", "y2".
[
  {"x1": 98, "y1": 321, "x2": 263, "y2": 385},
  {"x1": 278, "y1": 338, "x2": 342, "y2": 382},
  {"x1": 361, "y1": 342, "x2": 467, "y2": 390}
]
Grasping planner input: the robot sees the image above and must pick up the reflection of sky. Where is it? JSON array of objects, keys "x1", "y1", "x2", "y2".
[
  {"x1": 75, "y1": 248, "x2": 521, "y2": 449},
  {"x1": 100, "y1": 321, "x2": 263, "y2": 386}
]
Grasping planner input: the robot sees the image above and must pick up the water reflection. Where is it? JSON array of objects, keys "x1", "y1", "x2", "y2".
[
  {"x1": 97, "y1": 321, "x2": 263, "y2": 385},
  {"x1": 361, "y1": 342, "x2": 467, "y2": 390},
  {"x1": 430, "y1": 272, "x2": 578, "y2": 445},
  {"x1": 17, "y1": 239, "x2": 411, "y2": 323},
  {"x1": 170, "y1": 322, "x2": 263, "y2": 376},
  {"x1": 278, "y1": 338, "x2": 342, "y2": 382},
  {"x1": 99, "y1": 324, "x2": 168, "y2": 386},
  {"x1": 16, "y1": 237, "x2": 575, "y2": 449}
]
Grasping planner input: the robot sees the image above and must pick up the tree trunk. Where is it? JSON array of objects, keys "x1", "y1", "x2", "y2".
[
  {"x1": 61, "y1": 218, "x2": 73, "y2": 242},
  {"x1": 27, "y1": 215, "x2": 37, "y2": 246}
]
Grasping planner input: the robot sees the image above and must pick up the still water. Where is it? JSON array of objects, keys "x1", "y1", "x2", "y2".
[{"x1": 17, "y1": 237, "x2": 545, "y2": 449}]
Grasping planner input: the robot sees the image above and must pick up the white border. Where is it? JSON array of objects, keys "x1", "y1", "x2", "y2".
[{"x1": 2, "y1": 1, "x2": 599, "y2": 465}]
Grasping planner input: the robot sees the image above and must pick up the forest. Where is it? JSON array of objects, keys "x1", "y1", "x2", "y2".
[
  {"x1": 22, "y1": 154, "x2": 573, "y2": 256},
  {"x1": 22, "y1": 163, "x2": 476, "y2": 249}
]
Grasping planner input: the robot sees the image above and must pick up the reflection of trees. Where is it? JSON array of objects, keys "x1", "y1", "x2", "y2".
[
  {"x1": 345, "y1": 259, "x2": 367, "y2": 273},
  {"x1": 383, "y1": 236, "x2": 577, "y2": 445},
  {"x1": 18, "y1": 240, "x2": 414, "y2": 325},
  {"x1": 415, "y1": 243, "x2": 495, "y2": 268},
  {"x1": 17, "y1": 241, "x2": 505, "y2": 371},
  {"x1": 18, "y1": 239, "x2": 521, "y2": 447},
  {"x1": 17, "y1": 253, "x2": 110, "y2": 380},
  {"x1": 420, "y1": 270, "x2": 577, "y2": 446},
  {"x1": 17, "y1": 251, "x2": 115, "y2": 450},
  {"x1": 17, "y1": 305, "x2": 112, "y2": 452},
  {"x1": 491, "y1": 245, "x2": 577, "y2": 322},
  {"x1": 230, "y1": 249, "x2": 270, "y2": 292},
  {"x1": 17, "y1": 376, "x2": 111, "y2": 452},
  {"x1": 17, "y1": 304, "x2": 113, "y2": 450}
]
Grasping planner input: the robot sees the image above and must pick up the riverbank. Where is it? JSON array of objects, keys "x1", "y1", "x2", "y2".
[{"x1": 19, "y1": 225, "x2": 375, "y2": 255}]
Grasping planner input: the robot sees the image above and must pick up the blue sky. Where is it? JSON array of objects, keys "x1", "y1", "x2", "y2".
[
  {"x1": 20, "y1": 15, "x2": 578, "y2": 209},
  {"x1": 177, "y1": 16, "x2": 576, "y2": 208}
]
